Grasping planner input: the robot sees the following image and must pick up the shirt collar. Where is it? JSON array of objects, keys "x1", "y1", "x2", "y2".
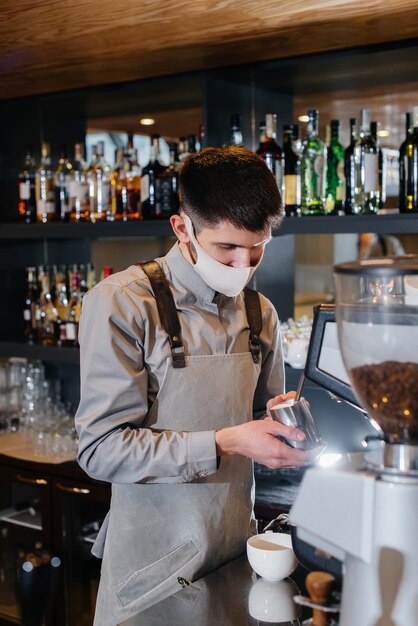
[{"x1": 163, "y1": 242, "x2": 218, "y2": 304}]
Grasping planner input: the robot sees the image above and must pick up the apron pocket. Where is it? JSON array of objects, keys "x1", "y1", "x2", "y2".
[{"x1": 116, "y1": 538, "x2": 199, "y2": 608}]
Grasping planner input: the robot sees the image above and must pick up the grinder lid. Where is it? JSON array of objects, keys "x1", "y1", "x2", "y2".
[{"x1": 335, "y1": 255, "x2": 418, "y2": 276}]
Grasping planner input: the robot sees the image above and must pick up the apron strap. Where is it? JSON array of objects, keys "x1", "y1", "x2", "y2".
[
  {"x1": 243, "y1": 287, "x2": 262, "y2": 364},
  {"x1": 140, "y1": 261, "x2": 186, "y2": 369}
]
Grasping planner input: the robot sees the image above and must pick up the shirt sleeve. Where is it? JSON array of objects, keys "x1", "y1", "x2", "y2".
[
  {"x1": 252, "y1": 299, "x2": 285, "y2": 419},
  {"x1": 75, "y1": 283, "x2": 217, "y2": 484}
]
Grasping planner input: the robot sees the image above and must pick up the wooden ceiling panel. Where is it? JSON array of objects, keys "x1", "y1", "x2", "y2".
[{"x1": 1, "y1": 0, "x2": 418, "y2": 99}]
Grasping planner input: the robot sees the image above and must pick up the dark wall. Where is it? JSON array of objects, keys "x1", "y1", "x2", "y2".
[{"x1": 0, "y1": 66, "x2": 297, "y2": 405}]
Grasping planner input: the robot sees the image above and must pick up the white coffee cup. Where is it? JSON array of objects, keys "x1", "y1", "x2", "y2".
[{"x1": 247, "y1": 532, "x2": 297, "y2": 581}]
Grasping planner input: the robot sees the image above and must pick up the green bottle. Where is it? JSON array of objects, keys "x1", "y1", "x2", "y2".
[
  {"x1": 399, "y1": 109, "x2": 418, "y2": 213},
  {"x1": 301, "y1": 109, "x2": 326, "y2": 215},
  {"x1": 358, "y1": 108, "x2": 379, "y2": 215},
  {"x1": 325, "y1": 120, "x2": 345, "y2": 214}
]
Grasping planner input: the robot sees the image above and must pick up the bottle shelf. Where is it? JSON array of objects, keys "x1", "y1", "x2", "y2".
[
  {"x1": 277, "y1": 212, "x2": 418, "y2": 236},
  {"x1": 0, "y1": 220, "x2": 175, "y2": 240},
  {"x1": 0, "y1": 506, "x2": 42, "y2": 531},
  {"x1": 0, "y1": 342, "x2": 79, "y2": 365},
  {"x1": 0, "y1": 213, "x2": 417, "y2": 240}
]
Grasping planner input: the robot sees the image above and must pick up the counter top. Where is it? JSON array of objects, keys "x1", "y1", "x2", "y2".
[
  {"x1": 119, "y1": 555, "x2": 310, "y2": 625},
  {"x1": 0, "y1": 431, "x2": 76, "y2": 465}
]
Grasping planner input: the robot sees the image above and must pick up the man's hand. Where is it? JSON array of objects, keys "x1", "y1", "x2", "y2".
[{"x1": 215, "y1": 420, "x2": 321, "y2": 469}]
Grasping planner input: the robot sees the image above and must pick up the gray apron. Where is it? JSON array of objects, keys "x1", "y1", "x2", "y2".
[{"x1": 92, "y1": 262, "x2": 263, "y2": 625}]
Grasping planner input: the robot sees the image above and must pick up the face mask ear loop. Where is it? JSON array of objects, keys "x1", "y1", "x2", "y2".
[
  {"x1": 186, "y1": 240, "x2": 197, "y2": 264},
  {"x1": 183, "y1": 215, "x2": 198, "y2": 263},
  {"x1": 187, "y1": 216, "x2": 200, "y2": 245}
]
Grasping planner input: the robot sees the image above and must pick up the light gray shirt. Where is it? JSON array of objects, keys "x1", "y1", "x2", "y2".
[{"x1": 75, "y1": 242, "x2": 285, "y2": 484}]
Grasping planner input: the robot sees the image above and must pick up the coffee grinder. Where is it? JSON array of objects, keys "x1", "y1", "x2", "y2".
[{"x1": 290, "y1": 256, "x2": 418, "y2": 626}]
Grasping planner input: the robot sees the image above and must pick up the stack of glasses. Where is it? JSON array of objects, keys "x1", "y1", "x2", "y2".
[{"x1": 0, "y1": 358, "x2": 77, "y2": 458}]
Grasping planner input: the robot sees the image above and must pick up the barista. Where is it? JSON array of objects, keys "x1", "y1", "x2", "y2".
[{"x1": 75, "y1": 146, "x2": 322, "y2": 626}]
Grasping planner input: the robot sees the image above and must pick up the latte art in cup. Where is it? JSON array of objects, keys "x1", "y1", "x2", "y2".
[
  {"x1": 249, "y1": 537, "x2": 289, "y2": 551},
  {"x1": 271, "y1": 399, "x2": 295, "y2": 411}
]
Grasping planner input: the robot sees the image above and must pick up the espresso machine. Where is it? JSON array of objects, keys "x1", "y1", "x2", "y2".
[{"x1": 290, "y1": 256, "x2": 418, "y2": 626}]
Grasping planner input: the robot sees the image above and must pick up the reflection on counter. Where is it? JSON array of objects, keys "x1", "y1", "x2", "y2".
[
  {"x1": 249, "y1": 577, "x2": 300, "y2": 623},
  {"x1": 119, "y1": 555, "x2": 306, "y2": 626}
]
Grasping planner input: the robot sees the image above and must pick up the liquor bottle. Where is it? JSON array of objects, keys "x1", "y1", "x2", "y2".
[
  {"x1": 291, "y1": 123, "x2": 302, "y2": 156},
  {"x1": 54, "y1": 266, "x2": 70, "y2": 346},
  {"x1": 88, "y1": 141, "x2": 111, "y2": 222},
  {"x1": 126, "y1": 136, "x2": 142, "y2": 219},
  {"x1": 86, "y1": 263, "x2": 97, "y2": 291},
  {"x1": 324, "y1": 123, "x2": 331, "y2": 150},
  {"x1": 159, "y1": 143, "x2": 180, "y2": 218},
  {"x1": 325, "y1": 119, "x2": 345, "y2": 215},
  {"x1": 358, "y1": 108, "x2": 380, "y2": 214},
  {"x1": 256, "y1": 113, "x2": 283, "y2": 192},
  {"x1": 399, "y1": 108, "x2": 418, "y2": 213},
  {"x1": 64, "y1": 266, "x2": 82, "y2": 347},
  {"x1": 49, "y1": 263, "x2": 58, "y2": 307},
  {"x1": 344, "y1": 118, "x2": 360, "y2": 214},
  {"x1": 87, "y1": 144, "x2": 97, "y2": 220},
  {"x1": 79, "y1": 264, "x2": 87, "y2": 297},
  {"x1": 69, "y1": 143, "x2": 89, "y2": 222},
  {"x1": 177, "y1": 133, "x2": 199, "y2": 163},
  {"x1": 282, "y1": 124, "x2": 301, "y2": 216},
  {"x1": 300, "y1": 109, "x2": 326, "y2": 215},
  {"x1": 111, "y1": 136, "x2": 142, "y2": 221},
  {"x1": 77, "y1": 263, "x2": 93, "y2": 297},
  {"x1": 177, "y1": 138, "x2": 189, "y2": 164},
  {"x1": 141, "y1": 135, "x2": 164, "y2": 219},
  {"x1": 230, "y1": 114, "x2": 243, "y2": 146},
  {"x1": 55, "y1": 147, "x2": 72, "y2": 221},
  {"x1": 256, "y1": 120, "x2": 267, "y2": 153},
  {"x1": 18, "y1": 146, "x2": 37, "y2": 224},
  {"x1": 36, "y1": 266, "x2": 57, "y2": 346},
  {"x1": 35, "y1": 142, "x2": 55, "y2": 223},
  {"x1": 187, "y1": 134, "x2": 197, "y2": 154},
  {"x1": 100, "y1": 266, "x2": 114, "y2": 281},
  {"x1": 198, "y1": 124, "x2": 205, "y2": 151},
  {"x1": 23, "y1": 267, "x2": 39, "y2": 344},
  {"x1": 110, "y1": 148, "x2": 125, "y2": 221},
  {"x1": 370, "y1": 121, "x2": 386, "y2": 210}
]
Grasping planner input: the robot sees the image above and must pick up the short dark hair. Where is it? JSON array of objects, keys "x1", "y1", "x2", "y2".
[{"x1": 178, "y1": 146, "x2": 283, "y2": 232}]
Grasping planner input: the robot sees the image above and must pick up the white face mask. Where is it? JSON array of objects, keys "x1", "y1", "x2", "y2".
[{"x1": 183, "y1": 215, "x2": 267, "y2": 297}]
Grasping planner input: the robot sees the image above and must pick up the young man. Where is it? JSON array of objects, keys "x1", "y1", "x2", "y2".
[{"x1": 75, "y1": 146, "x2": 321, "y2": 625}]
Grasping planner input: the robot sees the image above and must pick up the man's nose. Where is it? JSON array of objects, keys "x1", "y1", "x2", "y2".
[{"x1": 231, "y1": 249, "x2": 258, "y2": 268}]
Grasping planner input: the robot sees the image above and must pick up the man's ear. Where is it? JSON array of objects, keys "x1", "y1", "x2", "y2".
[{"x1": 170, "y1": 213, "x2": 190, "y2": 243}]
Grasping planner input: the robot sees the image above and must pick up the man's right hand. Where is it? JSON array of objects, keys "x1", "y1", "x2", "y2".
[{"x1": 215, "y1": 419, "x2": 324, "y2": 469}]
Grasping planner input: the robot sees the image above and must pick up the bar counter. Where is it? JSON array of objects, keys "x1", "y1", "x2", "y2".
[{"x1": 119, "y1": 555, "x2": 310, "y2": 625}]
